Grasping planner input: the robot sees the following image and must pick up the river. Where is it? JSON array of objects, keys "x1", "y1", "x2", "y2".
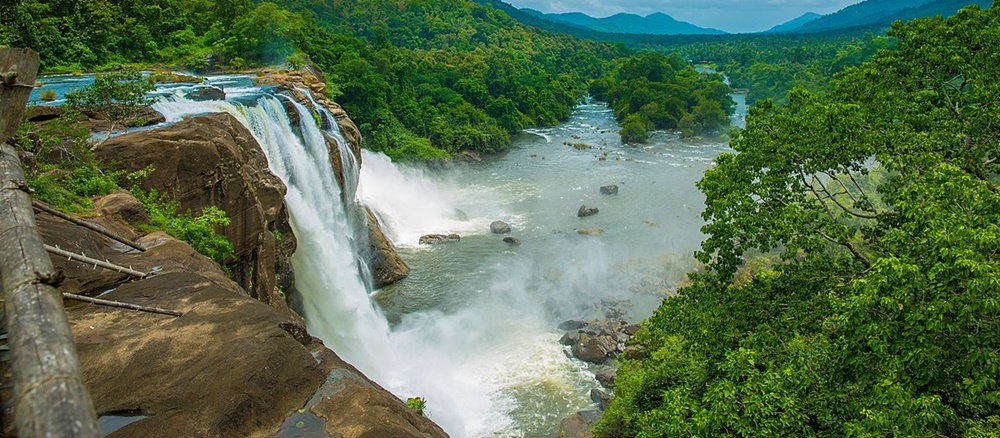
[
  {"x1": 358, "y1": 97, "x2": 745, "y2": 436},
  {"x1": 30, "y1": 73, "x2": 745, "y2": 437}
]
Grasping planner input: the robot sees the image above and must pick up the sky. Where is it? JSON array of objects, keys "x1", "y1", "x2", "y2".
[{"x1": 504, "y1": 0, "x2": 863, "y2": 34}]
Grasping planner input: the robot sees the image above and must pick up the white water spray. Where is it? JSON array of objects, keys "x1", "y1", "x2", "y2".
[{"x1": 154, "y1": 93, "x2": 393, "y2": 377}]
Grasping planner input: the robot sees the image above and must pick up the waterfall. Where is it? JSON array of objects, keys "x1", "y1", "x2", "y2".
[
  {"x1": 154, "y1": 93, "x2": 393, "y2": 378},
  {"x1": 153, "y1": 89, "x2": 571, "y2": 437}
]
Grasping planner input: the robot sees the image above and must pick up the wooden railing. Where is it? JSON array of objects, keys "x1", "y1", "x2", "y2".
[{"x1": 0, "y1": 48, "x2": 100, "y2": 437}]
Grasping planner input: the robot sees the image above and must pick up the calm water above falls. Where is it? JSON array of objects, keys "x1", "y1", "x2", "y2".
[{"x1": 359, "y1": 98, "x2": 745, "y2": 437}]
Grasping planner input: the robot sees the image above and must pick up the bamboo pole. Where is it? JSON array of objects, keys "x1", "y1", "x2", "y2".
[
  {"x1": 32, "y1": 199, "x2": 147, "y2": 252},
  {"x1": 45, "y1": 244, "x2": 148, "y2": 278},
  {"x1": 0, "y1": 48, "x2": 101, "y2": 438},
  {"x1": 62, "y1": 292, "x2": 182, "y2": 317}
]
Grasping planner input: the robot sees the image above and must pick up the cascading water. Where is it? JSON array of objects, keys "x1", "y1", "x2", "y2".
[
  {"x1": 154, "y1": 93, "x2": 394, "y2": 379},
  {"x1": 44, "y1": 73, "x2": 745, "y2": 437},
  {"x1": 153, "y1": 89, "x2": 547, "y2": 436}
]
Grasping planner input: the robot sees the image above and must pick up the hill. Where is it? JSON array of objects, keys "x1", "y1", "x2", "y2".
[
  {"x1": 792, "y1": 0, "x2": 989, "y2": 33},
  {"x1": 540, "y1": 11, "x2": 726, "y2": 35},
  {"x1": 766, "y1": 12, "x2": 822, "y2": 33}
]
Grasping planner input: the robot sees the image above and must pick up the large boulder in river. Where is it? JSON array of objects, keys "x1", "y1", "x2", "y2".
[
  {"x1": 361, "y1": 206, "x2": 411, "y2": 288},
  {"x1": 185, "y1": 85, "x2": 226, "y2": 101},
  {"x1": 595, "y1": 368, "x2": 617, "y2": 389},
  {"x1": 572, "y1": 334, "x2": 619, "y2": 364},
  {"x1": 556, "y1": 411, "x2": 600, "y2": 438},
  {"x1": 577, "y1": 205, "x2": 599, "y2": 217},
  {"x1": 94, "y1": 112, "x2": 295, "y2": 310},
  {"x1": 600, "y1": 184, "x2": 619, "y2": 195},
  {"x1": 490, "y1": 220, "x2": 512, "y2": 234}
]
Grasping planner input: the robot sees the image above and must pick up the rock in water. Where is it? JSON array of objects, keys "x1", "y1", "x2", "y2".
[
  {"x1": 185, "y1": 86, "x2": 226, "y2": 101},
  {"x1": 419, "y1": 234, "x2": 461, "y2": 245},
  {"x1": 590, "y1": 388, "x2": 613, "y2": 410},
  {"x1": 600, "y1": 184, "x2": 619, "y2": 195},
  {"x1": 595, "y1": 368, "x2": 617, "y2": 389},
  {"x1": 577, "y1": 205, "x2": 599, "y2": 217},
  {"x1": 556, "y1": 411, "x2": 601, "y2": 438},
  {"x1": 503, "y1": 236, "x2": 521, "y2": 246},
  {"x1": 576, "y1": 228, "x2": 603, "y2": 236},
  {"x1": 558, "y1": 320, "x2": 588, "y2": 331},
  {"x1": 572, "y1": 334, "x2": 618, "y2": 364},
  {"x1": 490, "y1": 220, "x2": 512, "y2": 234}
]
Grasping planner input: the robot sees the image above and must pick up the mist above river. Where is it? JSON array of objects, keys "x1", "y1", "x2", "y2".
[{"x1": 359, "y1": 99, "x2": 742, "y2": 436}]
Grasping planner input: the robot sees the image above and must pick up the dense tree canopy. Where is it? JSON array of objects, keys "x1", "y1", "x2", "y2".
[
  {"x1": 589, "y1": 52, "x2": 734, "y2": 141},
  {"x1": 0, "y1": 0, "x2": 635, "y2": 160},
  {"x1": 598, "y1": 3, "x2": 1000, "y2": 436}
]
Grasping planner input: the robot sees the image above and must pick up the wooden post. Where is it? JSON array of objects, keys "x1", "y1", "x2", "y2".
[
  {"x1": 1, "y1": 48, "x2": 39, "y2": 145},
  {"x1": 0, "y1": 48, "x2": 101, "y2": 438}
]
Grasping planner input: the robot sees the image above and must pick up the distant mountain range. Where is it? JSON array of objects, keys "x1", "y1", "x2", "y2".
[
  {"x1": 776, "y1": 0, "x2": 990, "y2": 33},
  {"x1": 522, "y1": 10, "x2": 726, "y2": 35},
  {"x1": 478, "y1": 0, "x2": 991, "y2": 38}
]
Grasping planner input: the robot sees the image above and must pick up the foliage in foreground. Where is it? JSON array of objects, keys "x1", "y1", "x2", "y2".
[{"x1": 598, "y1": 3, "x2": 1000, "y2": 436}]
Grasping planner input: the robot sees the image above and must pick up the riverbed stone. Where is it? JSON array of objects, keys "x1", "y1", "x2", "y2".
[
  {"x1": 590, "y1": 388, "x2": 613, "y2": 411},
  {"x1": 600, "y1": 184, "x2": 619, "y2": 195},
  {"x1": 558, "y1": 320, "x2": 588, "y2": 331},
  {"x1": 556, "y1": 411, "x2": 601, "y2": 438},
  {"x1": 503, "y1": 236, "x2": 521, "y2": 246},
  {"x1": 595, "y1": 368, "x2": 617, "y2": 389},
  {"x1": 572, "y1": 334, "x2": 618, "y2": 364},
  {"x1": 362, "y1": 207, "x2": 411, "y2": 288},
  {"x1": 576, "y1": 228, "x2": 603, "y2": 236},
  {"x1": 419, "y1": 233, "x2": 462, "y2": 245},
  {"x1": 185, "y1": 85, "x2": 226, "y2": 101},
  {"x1": 577, "y1": 205, "x2": 599, "y2": 217},
  {"x1": 490, "y1": 220, "x2": 512, "y2": 234}
]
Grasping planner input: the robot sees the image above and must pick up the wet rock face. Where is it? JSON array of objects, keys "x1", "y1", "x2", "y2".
[
  {"x1": 361, "y1": 207, "x2": 411, "y2": 288},
  {"x1": 94, "y1": 112, "x2": 295, "y2": 310}
]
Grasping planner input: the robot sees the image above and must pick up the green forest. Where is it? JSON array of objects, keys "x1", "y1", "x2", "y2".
[
  {"x1": 0, "y1": 0, "x2": 732, "y2": 160},
  {"x1": 598, "y1": 4, "x2": 1000, "y2": 436},
  {"x1": 4, "y1": 0, "x2": 1000, "y2": 435}
]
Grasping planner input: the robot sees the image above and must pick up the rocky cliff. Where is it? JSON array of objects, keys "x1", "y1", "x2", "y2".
[
  {"x1": 95, "y1": 112, "x2": 296, "y2": 310},
  {"x1": 38, "y1": 205, "x2": 445, "y2": 437},
  {"x1": 21, "y1": 77, "x2": 441, "y2": 436}
]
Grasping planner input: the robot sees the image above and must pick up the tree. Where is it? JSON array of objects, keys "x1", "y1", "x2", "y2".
[
  {"x1": 598, "y1": 3, "x2": 1000, "y2": 437},
  {"x1": 65, "y1": 67, "x2": 154, "y2": 139}
]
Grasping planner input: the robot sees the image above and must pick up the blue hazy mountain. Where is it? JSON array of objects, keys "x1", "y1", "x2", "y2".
[
  {"x1": 791, "y1": 0, "x2": 989, "y2": 33},
  {"x1": 529, "y1": 10, "x2": 727, "y2": 35},
  {"x1": 766, "y1": 12, "x2": 822, "y2": 33}
]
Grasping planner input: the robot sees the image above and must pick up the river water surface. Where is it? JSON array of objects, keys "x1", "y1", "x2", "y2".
[{"x1": 359, "y1": 98, "x2": 745, "y2": 436}]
